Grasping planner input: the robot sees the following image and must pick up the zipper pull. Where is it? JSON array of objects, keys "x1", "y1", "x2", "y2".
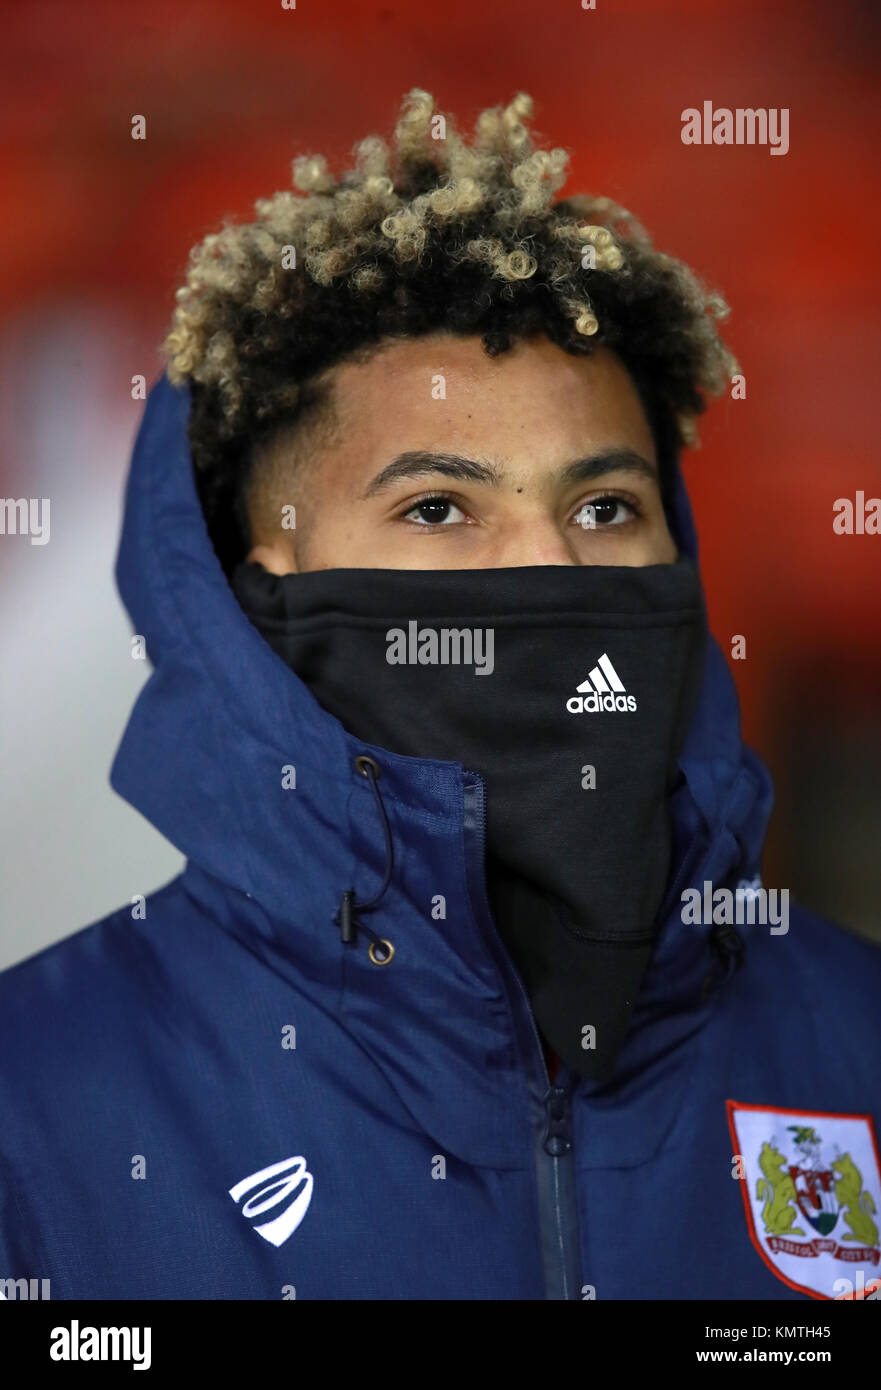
[{"x1": 543, "y1": 1086, "x2": 573, "y2": 1157}]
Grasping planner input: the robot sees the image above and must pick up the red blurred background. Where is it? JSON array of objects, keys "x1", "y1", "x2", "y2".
[{"x1": 1, "y1": 0, "x2": 879, "y2": 955}]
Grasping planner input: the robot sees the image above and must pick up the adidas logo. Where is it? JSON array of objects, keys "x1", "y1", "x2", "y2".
[{"x1": 566, "y1": 654, "x2": 637, "y2": 713}]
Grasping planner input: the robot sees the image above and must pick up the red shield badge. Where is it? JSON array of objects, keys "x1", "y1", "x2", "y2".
[{"x1": 727, "y1": 1101, "x2": 881, "y2": 1299}]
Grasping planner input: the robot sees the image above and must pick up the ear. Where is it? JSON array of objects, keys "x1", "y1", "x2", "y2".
[{"x1": 246, "y1": 542, "x2": 298, "y2": 576}]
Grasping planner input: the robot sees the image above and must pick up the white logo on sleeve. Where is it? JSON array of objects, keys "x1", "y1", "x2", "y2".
[
  {"x1": 567, "y1": 654, "x2": 637, "y2": 713},
  {"x1": 229, "y1": 1155, "x2": 314, "y2": 1247}
]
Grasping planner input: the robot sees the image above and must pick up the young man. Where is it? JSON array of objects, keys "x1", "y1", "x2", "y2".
[{"x1": 1, "y1": 90, "x2": 879, "y2": 1303}]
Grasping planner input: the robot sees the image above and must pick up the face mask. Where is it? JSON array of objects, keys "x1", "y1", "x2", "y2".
[{"x1": 231, "y1": 558, "x2": 706, "y2": 1082}]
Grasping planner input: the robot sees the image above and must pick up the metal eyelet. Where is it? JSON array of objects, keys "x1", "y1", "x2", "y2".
[
  {"x1": 355, "y1": 755, "x2": 380, "y2": 779},
  {"x1": 368, "y1": 939, "x2": 395, "y2": 966}
]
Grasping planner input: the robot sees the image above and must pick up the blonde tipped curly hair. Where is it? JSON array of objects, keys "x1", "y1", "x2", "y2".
[{"x1": 163, "y1": 88, "x2": 737, "y2": 569}]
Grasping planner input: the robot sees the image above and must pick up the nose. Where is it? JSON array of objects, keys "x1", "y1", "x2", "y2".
[{"x1": 491, "y1": 515, "x2": 581, "y2": 567}]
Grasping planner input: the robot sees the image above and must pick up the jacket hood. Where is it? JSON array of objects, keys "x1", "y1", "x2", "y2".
[{"x1": 110, "y1": 373, "x2": 774, "y2": 1109}]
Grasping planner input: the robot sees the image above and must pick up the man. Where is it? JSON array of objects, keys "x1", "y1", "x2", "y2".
[{"x1": 1, "y1": 89, "x2": 879, "y2": 1302}]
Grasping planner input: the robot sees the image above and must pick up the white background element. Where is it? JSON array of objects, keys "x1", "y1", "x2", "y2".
[{"x1": 0, "y1": 309, "x2": 183, "y2": 972}]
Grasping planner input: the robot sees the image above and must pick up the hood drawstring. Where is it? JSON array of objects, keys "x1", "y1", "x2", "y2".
[
  {"x1": 335, "y1": 756, "x2": 396, "y2": 966},
  {"x1": 336, "y1": 756, "x2": 749, "y2": 987},
  {"x1": 701, "y1": 922, "x2": 745, "y2": 999},
  {"x1": 712, "y1": 922, "x2": 745, "y2": 973}
]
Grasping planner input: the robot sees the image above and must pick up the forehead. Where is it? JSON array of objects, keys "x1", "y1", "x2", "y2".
[{"x1": 323, "y1": 333, "x2": 657, "y2": 468}]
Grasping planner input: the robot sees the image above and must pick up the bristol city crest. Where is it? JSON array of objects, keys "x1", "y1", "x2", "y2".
[{"x1": 728, "y1": 1101, "x2": 881, "y2": 1299}]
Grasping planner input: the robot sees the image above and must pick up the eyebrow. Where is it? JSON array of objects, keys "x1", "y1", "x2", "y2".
[{"x1": 360, "y1": 447, "x2": 658, "y2": 498}]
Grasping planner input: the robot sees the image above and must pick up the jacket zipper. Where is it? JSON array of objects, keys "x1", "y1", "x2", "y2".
[{"x1": 462, "y1": 770, "x2": 582, "y2": 1301}]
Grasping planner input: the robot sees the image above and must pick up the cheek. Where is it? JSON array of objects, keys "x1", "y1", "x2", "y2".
[
  {"x1": 654, "y1": 520, "x2": 679, "y2": 563},
  {"x1": 299, "y1": 501, "x2": 380, "y2": 570},
  {"x1": 613, "y1": 510, "x2": 677, "y2": 566}
]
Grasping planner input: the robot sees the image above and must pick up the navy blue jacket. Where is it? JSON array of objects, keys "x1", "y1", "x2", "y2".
[{"x1": 1, "y1": 374, "x2": 880, "y2": 1302}]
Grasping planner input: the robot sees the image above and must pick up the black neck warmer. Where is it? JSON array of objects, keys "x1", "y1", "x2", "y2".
[{"x1": 231, "y1": 559, "x2": 706, "y2": 1082}]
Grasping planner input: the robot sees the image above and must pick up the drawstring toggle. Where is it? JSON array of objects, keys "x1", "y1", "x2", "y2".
[{"x1": 334, "y1": 756, "x2": 396, "y2": 966}]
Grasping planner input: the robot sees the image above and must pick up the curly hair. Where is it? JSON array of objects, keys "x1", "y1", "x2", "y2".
[{"x1": 162, "y1": 88, "x2": 738, "y2": 572}]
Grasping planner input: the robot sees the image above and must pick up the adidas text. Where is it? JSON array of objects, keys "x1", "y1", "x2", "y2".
[{"x1": 567, "y1": 692, "x2": 637, "y2": 714}]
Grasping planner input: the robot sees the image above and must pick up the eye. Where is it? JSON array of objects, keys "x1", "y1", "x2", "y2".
[
  {"x1": 401, "y1": 494, "x2": 468, "y2": 526},
  {"x1": 572, "y1": 495, "x2": 640, "y2": 529}
]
